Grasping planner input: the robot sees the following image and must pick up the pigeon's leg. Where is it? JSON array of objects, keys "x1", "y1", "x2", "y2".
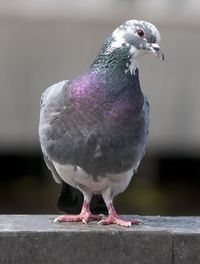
[
  {"x1": 100, "y1": 191, "x2": 141, "y2": 227},
  {"x1": 54, "y1": 191, "x2": 104, "y2": 224}
]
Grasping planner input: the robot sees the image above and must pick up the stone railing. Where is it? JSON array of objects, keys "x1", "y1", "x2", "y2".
[{"x1": 0, "y1": 215, "x2": 199, "y2": 264}]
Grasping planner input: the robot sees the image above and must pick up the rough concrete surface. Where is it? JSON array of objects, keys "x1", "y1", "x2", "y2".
[{"x1": 0, "y1": 215, "x2": 199, "y2": 264}]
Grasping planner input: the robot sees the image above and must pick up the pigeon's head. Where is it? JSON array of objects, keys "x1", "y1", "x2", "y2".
[{"x1": 107, "y1": 20, "x2": 164, "y2": 71}]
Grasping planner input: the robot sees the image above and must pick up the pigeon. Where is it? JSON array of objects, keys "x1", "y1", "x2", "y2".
[{"x1": 39, "y1": 20, "x2": 164, "y2": 227}]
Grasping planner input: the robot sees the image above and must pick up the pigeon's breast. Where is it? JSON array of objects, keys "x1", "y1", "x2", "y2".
[{"x1": 39, "y1": 75, "x2": 149, "y2": 177}]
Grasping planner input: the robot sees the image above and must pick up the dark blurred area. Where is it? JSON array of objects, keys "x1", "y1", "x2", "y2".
[
  {"x1": 0, "y1": 0, "x2": 200, "y2": 216},
  {"x1": 0, "y1": 152, "x2": 200, "y2": 215}
]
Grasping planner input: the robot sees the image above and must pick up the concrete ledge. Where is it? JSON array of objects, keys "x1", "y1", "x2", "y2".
[{"x1": 0, "y1": 215, "x2": 200, "y2": 264}]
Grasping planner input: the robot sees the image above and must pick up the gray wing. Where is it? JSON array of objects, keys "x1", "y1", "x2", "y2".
[
  {"x1": 140, "y1": 95, "x2": 150, "y2": 160},
  {"x1": 43, "y1": 154, "x2": 62, "y2": 183},
  {"x1": 39, "y1": 80, "x2": 69, "y2": 183}
]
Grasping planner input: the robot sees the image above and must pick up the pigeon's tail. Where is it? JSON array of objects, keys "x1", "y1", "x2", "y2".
[{"x1": 57, "y1": 181, "x2": 107, "y2": 214}]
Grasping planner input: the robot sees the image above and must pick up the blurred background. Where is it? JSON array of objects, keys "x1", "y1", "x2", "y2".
[{"x1": 0, "y1": 0, "x2": 200, "y2": 216}]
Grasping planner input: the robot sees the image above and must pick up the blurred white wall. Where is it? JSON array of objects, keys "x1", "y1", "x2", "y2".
[{"x1": 0, "y1": 0, "x2": 200, "y2": 154}]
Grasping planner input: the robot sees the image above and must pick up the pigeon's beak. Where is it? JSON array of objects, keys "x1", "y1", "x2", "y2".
[{"x1": 148, "y1": 43, "x2": 164, "y2": 61}]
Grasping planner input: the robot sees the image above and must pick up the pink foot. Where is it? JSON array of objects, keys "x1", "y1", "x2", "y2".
[
  {"x1": 54, "y1": 201, "x2": 104, "y2": 224},
  {"x1": 54, "y1": 214, "x2": 87, "y2": 223},
  {"x1": 98, "y1": 203, "x2": 141, "y2": 227},
  {"x1": 99, "y1": 216, "x2": 140, "y2": 227}
]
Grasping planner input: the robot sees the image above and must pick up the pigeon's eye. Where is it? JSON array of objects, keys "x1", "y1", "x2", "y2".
[{"x1": 136, "y1": 29, "x2": 145, "y2": 38}]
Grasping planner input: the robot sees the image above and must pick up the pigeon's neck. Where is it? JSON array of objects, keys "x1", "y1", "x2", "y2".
[
  {"x1": 90, "y1": 40, "x2": 142, "y2": 97},
  {"x1": 70, "y1": 40, "x2": 144, "y2": 121}
]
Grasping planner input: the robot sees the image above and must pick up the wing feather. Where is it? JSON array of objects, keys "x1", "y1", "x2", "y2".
[{"x1": 39, "y1": 80, "x2": 69, "y2": 183}]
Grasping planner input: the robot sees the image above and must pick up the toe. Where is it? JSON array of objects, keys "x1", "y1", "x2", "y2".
[
  {"x1": 114, "y1": 218, "x2": 131, "y2": 227},
  {"x1": 54, "y1": 215, "x2": 81, "y2": 223},
  {"x1": 54, "y1": 217, "x2": 60, "y2": 223},
  {"x1": 98, "y1": 216, "x2": 139, "y2": 227},
  {"x1": 54, "y1": 215, "x2": 65, "y2": 223},
  {"x1": 98, "y1": 218, "x2": 113, "y2": 226}
]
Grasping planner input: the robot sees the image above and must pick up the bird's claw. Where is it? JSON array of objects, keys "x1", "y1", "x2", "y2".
[
  {"x1": 54, "y1": 215, "x2": 67, "y2": 223},
  {"x1": 82, "y1": 219, "x2": 88, "y2": 224}
]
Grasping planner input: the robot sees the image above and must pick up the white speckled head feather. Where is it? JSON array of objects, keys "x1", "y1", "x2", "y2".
[{"x1": 106, "y1": 20, "x2": 163, "y2": 74}]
